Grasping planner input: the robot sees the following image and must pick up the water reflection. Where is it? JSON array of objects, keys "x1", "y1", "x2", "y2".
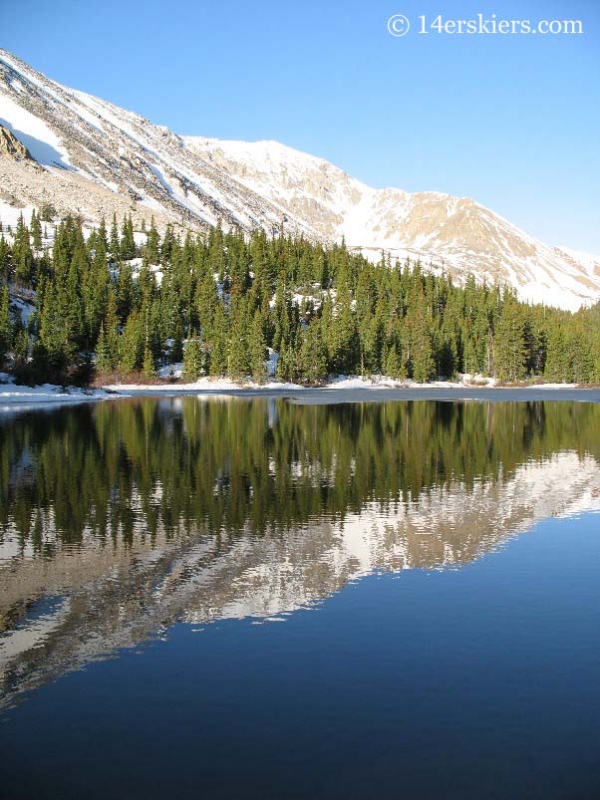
[{"x1": 1, "y1": 398, "x2": 600, "y2": 708}]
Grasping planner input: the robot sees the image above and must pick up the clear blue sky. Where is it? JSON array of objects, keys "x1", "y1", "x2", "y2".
[{"x1": 1, "y1": 0, "x2": 599, "y2": 252}]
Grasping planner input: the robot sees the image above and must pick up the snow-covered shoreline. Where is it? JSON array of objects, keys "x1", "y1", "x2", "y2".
[
  {"x1": 0, "y1": 381, "x2": 118, "y2": 410},
  {"x1": 2, "y1": 373, "x2": 600, "y2": 410}
]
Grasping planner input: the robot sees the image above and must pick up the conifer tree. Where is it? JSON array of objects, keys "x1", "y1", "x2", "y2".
[
  {"x1": 276, "y1": 341, "x2": 297, "y2": 382},
  {"x1": 119, "y1": 312, "x2": 144, "y2": 373},
  {"x1": 0, "y1": 235, "x2": 12, "y2": 283},
  {"x1": 116, "y1": 263, "x2": 135, "y2": 322},
  {"x1": 94, "y1": 289, "x2": 120, "y2": 374},
  {"x1": 183, "y1": 336, "x2": 206, "y2": 381},
  {"x1": 30, "y1": 210, "x2": 42, "y2": 250},
  {"x1": 327, "y1": 290, "x2": 358, "y2": 375},
  {"x1": 546, "y1": 319, "x2": 570, "y2": 382},
  {"x1": 385, "y1": 343, "x2": 406, "y2": 380},
  {"x1": 249, "y1": 309, "x2": 268, "y2": 384},
  {"x1": 143, "y1": 218, "x2": 160, "y2": 266},
  {"x1": 13, "y1": 214, "x2": 34, "y2": 288},
  {"x1": 170, "y1": 319, "x2": 184, "y2": 364},
  {"x1": 36, "y1": 282, "x2": 74, "y2": 380},
  {"x1": 207, "y1": 223, "x2": 226, "y2": 281},
  {"x1": 120, "y1": 215, "x2": 136, "y2": 261},
  {"x1": 142, "y1": 345, "x2": 155, "y2": 378},
  {"x1": 228, "y1": 300, "x2": 251, "y2": 381},
  {"x1": 297, "y1": 318, "x2": 328, "y2": 384},
  {"x1": 12, "y1": 324, "x2": 29, "y2": 372},
  {"x1": 95, "y1": 324, "x2": 112, "y2": 374},
  {"x1": 109, "y1": 214, "x2": 119, "y2": 257},
  {"x1": 209, "y1": 302, "x2": 229, "y2": 376},
  {"x1": 493, "y1": 294, "x2": 528, "y2": 382},
  {"x1": 0, "y1": 284, "x2": 10, "y2": 368}
]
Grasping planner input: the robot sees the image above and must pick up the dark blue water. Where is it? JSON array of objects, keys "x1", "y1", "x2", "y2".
[{"x1": 1, "y1": 399, "x2": 600, "y2": 799}]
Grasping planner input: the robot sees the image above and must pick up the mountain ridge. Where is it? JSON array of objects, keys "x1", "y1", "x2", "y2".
[{"x1": 1, "y1": 48, "x2": 599, "y2": 310}]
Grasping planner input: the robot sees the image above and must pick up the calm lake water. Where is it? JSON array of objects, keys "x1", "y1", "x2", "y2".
[{"x1": 1, "y1": 396, "x2": 600, "y2": 800}]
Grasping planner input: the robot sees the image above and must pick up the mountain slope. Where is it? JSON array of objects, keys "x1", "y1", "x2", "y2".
[
  {"x1": 1, "y1": 48, "x2": 599, "y2": 310},
  {"x1": 187, "y1": 136, "x2": 600, "y2": 310},
  {"x1": 0, "y1": 49, "x2": 315, "y2": 238}
]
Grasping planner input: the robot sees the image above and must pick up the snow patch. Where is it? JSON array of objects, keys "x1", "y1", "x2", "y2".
[{"x1": 0, "y1": 92, "x2": 71, "y2": 168}]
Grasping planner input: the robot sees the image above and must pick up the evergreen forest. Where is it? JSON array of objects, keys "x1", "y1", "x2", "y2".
[{"x1": 1, "y1": 212, "x2": 599, "y2": 386}]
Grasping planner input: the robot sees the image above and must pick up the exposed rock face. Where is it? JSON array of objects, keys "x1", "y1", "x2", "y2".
[{"x1": 0, "y1": 124, "x2": 35, "y2": 162}]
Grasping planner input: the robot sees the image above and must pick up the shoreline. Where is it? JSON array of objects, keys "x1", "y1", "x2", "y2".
[{"x1": 2, "y1": 376, "x2": 600, "y2": 409}]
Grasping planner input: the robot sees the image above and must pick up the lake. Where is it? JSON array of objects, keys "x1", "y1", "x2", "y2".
[{"x1": 1, "y1": 396, "x2": 600, "y2": 800}]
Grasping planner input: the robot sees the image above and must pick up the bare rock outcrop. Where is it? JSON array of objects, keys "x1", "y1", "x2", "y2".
[{"x1": 0, "y1": 124, "x2": 36, "y2": 163}]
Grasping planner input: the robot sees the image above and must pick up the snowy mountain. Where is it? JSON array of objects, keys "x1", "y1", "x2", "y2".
[
  {"x1": 1, "y1": 48, "x2": 599, "y2": 310},
  {"x1": 0, "y1": 49, "x2": 314, "y2": 239},
  {"x1": 187, "y1": 137, "x2": 600, "y2": 310}
]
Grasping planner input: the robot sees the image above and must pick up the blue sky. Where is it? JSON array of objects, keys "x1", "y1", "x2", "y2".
[{"x1": 1, "y1": 0, "x2": 599, "y2": 252}]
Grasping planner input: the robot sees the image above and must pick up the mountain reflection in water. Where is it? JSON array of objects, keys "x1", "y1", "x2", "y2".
[{"x1": 1, "y1": 397, "x2": 600, "y2": 709}]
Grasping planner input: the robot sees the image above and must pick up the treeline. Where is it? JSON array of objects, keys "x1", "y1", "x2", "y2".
[{"x1": 1, "y1": 212, "x2": 599, "y2": 385}]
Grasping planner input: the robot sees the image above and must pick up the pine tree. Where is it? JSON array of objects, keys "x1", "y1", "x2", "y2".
[
  {"x1": 95, "y1": 324, "x2": 112, "y2": 374},
  {"x1": 385, "y1": 343, "x2": 406, "y2": 380},
  {"x1": 170, "y1": 319, "x2": 184, "y2": 364},
  {"x1": 13, "y1": 214, "x2": 34, "y2": 288},
  {"x1": 183, "y1": 336, "x2": 206, "y2": 381},
  {"x1": 116, "y1": 263, "x2": 135, "y2": 322},
  {"x1": 0, "y1": 284, "x2": 10, "y2": 369},
  {"x1": 0, "y1": 235, "x2": 12, "y2": 283},
  {"x1": 39, "y1": 200, "x2": 55, "y2": 222},
  {"x1": 296, "y1": 318, "x2": 328, "y2": 384},
  {"x1": 493, "y1": 294, "x2": 528, "y2": 382},
  {"x1": 142, "y1": 345, "x2": 155, "y2": 378},
  {"x1": 36, "y1": 282, "x2": 74, "y2": 380},
  {"x1": 144, "y1": 219, "x2": 160, "y2": 266},
  {"x1": 327, "y1": 290, "x2": 359, "y2": 375},
  {"x1": 228, "y1": 300, "x2": 251, "y2": 381},
  {"x1": 249, "y1": 309, "x2": 267, "y2": 384},
  {"x1": 120, "y1": 215, "x2": 137, "y2": 261},
  {"x1": 30, "y1": 210, "x2": 42, "y2": 250},
  {"x1": 209, "y1": 302, "x2": 229, "y2": 376},
  {"x1": 359, "y1": 314, "x2": 383, "y2": 376},
  {"x1": 276, "y1": 341, "x2": 297, "y2": 382},
  {"x1": 119, "y1": 312, "x2": 144, "y2": 373},
  {"x1": 95, "y1": 289, "x2": 120, "y2": 373},
  {"x1": 12, "y1": 324, "x2": 29, "y2": 371},
  {"x1": 109, "y1": 214, "x2": 120, "y2": 261},
  {"x1": 83, "y1": 231, "x2": 110, "y2": 345}
]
